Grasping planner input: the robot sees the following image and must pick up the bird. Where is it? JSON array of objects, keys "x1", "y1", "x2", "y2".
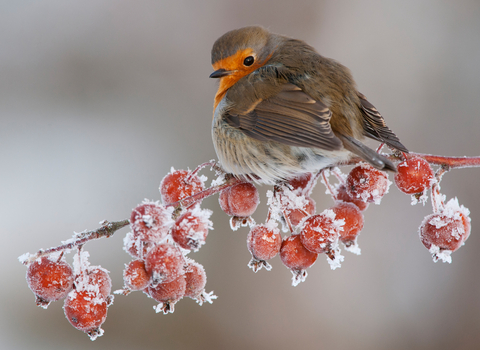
[{"x1": 210, "y1": 26, "x2": 408, "y2": 185}]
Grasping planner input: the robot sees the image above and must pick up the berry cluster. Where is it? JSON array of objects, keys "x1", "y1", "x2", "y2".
[
  {"x1": 394, "y1": 157, "x2": 471, "y2": 262},
  {"x1": 119, "y1": 168, "x2": 216, "y2": 314},
  {"x1": 214, "y1": 165, "x2": 382, "y2": 286},
  {"x1": 22, "y1": 168, "x2": 217, "y2": 340},
  {"x1": 19, "y1": 153, "x2": 476, "y2": 340},
  {"x1": 63, "y1": 251, "x2": 113, "y2": 340},
  {"x1": 26, "y1": 250, "x2": 113, "y2": 340}
]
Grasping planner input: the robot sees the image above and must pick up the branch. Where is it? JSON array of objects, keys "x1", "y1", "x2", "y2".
[
  {"x1": 167, "y1": 175, "x2": 244, "y2": 211},
  {"x1": 405, "y1": 152, "x2": 480, "y2": 169},
  {"x1": 19, "y1": 219, "x2": 130, "y2": 265}
]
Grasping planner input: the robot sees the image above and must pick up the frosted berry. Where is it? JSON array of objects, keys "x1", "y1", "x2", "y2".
[
  {"x1": 419, "y1": 198, "x2": 471, "y2": 263},
  {"x1": 300, "y1": 210, "x2": 343, "y2": 258},
  {"x1": 83, "y1": 267, "x2": 112, "y2": 299},
  {"x1": 123, "y1": 259, "x2": 150, "y2": 291},
  {"x1": 184, "y1": 260, "x2": 207, "y2": 300},
  {"x1": 26, "y1": 256, "x2": 74, "y2": 308},
  {"x1": 171, "y1": 208, "x2": 212, "y2": 251},
  {"x1": 346, "y1": 164, "x2": 390, "y2": 204},
  {"x1": 247, "y1": 224, "x2": 281, "y2": 264},
  {"x1": 63, "y1": 290, "x2": 108, "y2": 339},
  {"x1": 145, "y1": 243, "x2": 185, "y2": 286},
  {"x1": 335, "y1": 184, "x2": 369, "y2": 211},
  {"x1": 130, "y1": 202, "x2": 173, "y2": 243},
  {"x1": 219, "y1": 182, "x2": 259, "y2": 217},
  {"x1": 160, "y1": 169, "x2": 204, "y2": 205},
  {"x1": 280, "y1": 234, "x2": 318, "y2": 286},
  {"x1": 285, "y1": 197, "x2": 316, "y2": 227},
  {"x1": 395, "y1": 157, "x2": 434, "y2": 194},
  {"x1": 331, "y1": 202, "x2": 364, "y2": 248},
  {"x1": 123, "y1": 231, "x2": 153, "y2": 259},
  {"x1": 147, "y1": 274, "x2": 186, "y2": 314},
  {"x1": 287, "y1": 172, "x2": 314, "y2": 195}
]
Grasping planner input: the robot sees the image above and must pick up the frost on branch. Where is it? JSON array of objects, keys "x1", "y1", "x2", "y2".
[{"x1": 18, "y1": 151, "x2": 478, "y2": 338}]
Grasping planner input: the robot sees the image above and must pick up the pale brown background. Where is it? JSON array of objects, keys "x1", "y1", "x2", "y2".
[{"x1": 2, "y1": 1, "x2": 480, "y2": 349}]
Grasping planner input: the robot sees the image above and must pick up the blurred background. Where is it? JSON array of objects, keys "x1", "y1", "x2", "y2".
[{"x1": 2, "y1": 1, "x2": 480, "y2": 349}]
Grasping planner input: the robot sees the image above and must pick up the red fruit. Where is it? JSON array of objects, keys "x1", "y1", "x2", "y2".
[
  {"x1": 300, "y1": 210, "x2": 343, "y2": 257},
  {"x1": 395, "y1": 157, "x2": 434, "y2": 194},
  {"x1": 280, "y1": 234, "x2": 318, "y2": 286},
  {"x1": 63, "y1": 290, "x2": 108, "y2": 339},
  {"x1": 130, "y1": 202, "x2": 173, "y2": 243},
  {"x1": 247, "y1": 224, "x2": 282, "y2": 261},
  {"x1": 419, "y1": 198, "x2": 471, "y2": 263},
  {"x1": 219, "y1": 182, "x2": 259, "y2": 217},
  {"x1": 331, "y1": 202, "x2": 364, "y2": 249},
  {"x1": 147, "y1": 275, "x2": 186, "y2": 314},
  {"x1": 123, "y1": 231, "x2": 153, "y2": 259},
  {"x1": 285, "y1": 197, "x2": 316, "y2": 226},
  {"x1": 145, "y1": 243, "x2": 185, "y2": 286},
  {"x1": 123, "y1": 259, "x2": 150, "y2": 291},
  {"x1": 287, "y1": 173, "x2": 314, "y2": 195},
  {"x1": 26, "y1": 256, "x2": 74, "y2": 308},
  {"x1": 81, "y1": 267, "x2": 112, "y2": 299},
  {"x1": 171, "y1": 208, "x2": 212, "y2": 251},
  {"x1": 160, "y1": 169, "x2": 205, "y2": 205},
  {"x1": 184, "y1": 260, "x2": 207, "y2": 300},
  {"x1": 346, "y1": 164, "x2": 390, "y2": 204},
  {"x1": 335, "y1": 184, "x2": 369, "y2": 211}
]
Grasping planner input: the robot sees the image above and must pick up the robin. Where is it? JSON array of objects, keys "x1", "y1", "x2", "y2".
[{"x1": 210, "y1": 26, "x2": 408, "y2": 185}]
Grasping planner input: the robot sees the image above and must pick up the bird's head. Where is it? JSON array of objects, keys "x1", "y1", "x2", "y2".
[{"x1": 210, "y1": 26, "x2": 276, "y2": 106}]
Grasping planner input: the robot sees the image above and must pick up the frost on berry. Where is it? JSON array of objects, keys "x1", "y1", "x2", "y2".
[
  {"x1": 284, "y1": 196, "x2": 316, "y2": 227},
  {"x1": 63, "y1": 290, "x2": 108, "y2": 340},
  {"x1": 287, "y1": 172, "x2": 315, "y2": 195},
  {"x1": 346, "y1": 163, "x2": 391, "y2": 204},
  {"x1": 123, "y1": 231, "x2": 153, "y2": 259},
  {"x1": 79, "y1": 266, "x2": 112, "y2": 300},
  {"x1": 145, "y1": 243, "x2": 185, "y2": 286},
  {"x1": 146, "y1": 274, "x2": 187, "y2": 314},
  {"x1": 247, "y1": 222, "x2": 282, "y2": 272},
  {"x1": 183, "y1": 258, "x2": 216, "y2": 305},
  {"x1": 280, "y1": 234, "x2": 318, "y2": 286},
  {"x1": 184, "y1": 259, "x2": 206, "y2": 300},
  {"x1": 122, "y1": 259, "x2": 150, "y2": 292},
  {"x1": 160, "y1": 168, "x2": 205, "y2": 205},
  {"x1": 419, "y1": 198, "x2": 471, "y2": 263},
  {"x1": 72, "y1": 250, "x2": 113, "y2": 306},
  {"x1": 219, "y1": 182, "x2": 259, "y2": 217},
  {"x1": 331, "y1": 202, "x2": 364, "y2": 255},
  {"x1": 130, "y1": 201, "x2": 174, "y2": 243},
  {"x1": 300, "y1": 210, "x2": 345, "y2": 269},
  {"x1": 26, "y1": 255, "x2": 74, "y2": 308},
  {"x1": 334, "y1": 184, "x2": 369, "y2": 211},
  {"x1": 395, "y1": 157, "x2": 434, "y2": 205},
  {"x1": 171, "y1": 206, "x2": 213, "y2": 251}
]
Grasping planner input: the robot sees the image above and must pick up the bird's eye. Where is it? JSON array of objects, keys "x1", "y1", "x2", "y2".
[{"x1": 243, "y1": 56, "x2": 255, "y2": 67}]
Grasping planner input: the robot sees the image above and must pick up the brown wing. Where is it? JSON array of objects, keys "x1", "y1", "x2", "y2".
[
  {"x1": 358, "y1": 92, "x2": 409, "y2": 152},
  {"x1": 223, "y1": 84, "x2": 343, "y2": 151}
]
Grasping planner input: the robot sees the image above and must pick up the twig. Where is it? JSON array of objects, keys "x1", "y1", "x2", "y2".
[{"x1": 20, "y1": 219, "x2": 130, "y2": 265}]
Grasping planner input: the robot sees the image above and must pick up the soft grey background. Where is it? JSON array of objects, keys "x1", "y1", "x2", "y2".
[{"x1": 2, "y1": 1, "x2": 480, "y2": 349}]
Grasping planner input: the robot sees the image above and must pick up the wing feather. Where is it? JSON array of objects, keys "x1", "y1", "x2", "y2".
[{"x1": 223, "y1": 83, "x2": 343, "y2": 151}]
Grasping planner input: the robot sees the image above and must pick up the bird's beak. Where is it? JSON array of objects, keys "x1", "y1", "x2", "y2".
[{"x1": 209, "y1": 68, "x2": 232, "y2": 78}]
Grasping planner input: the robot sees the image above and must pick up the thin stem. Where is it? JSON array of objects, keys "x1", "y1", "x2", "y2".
[
  {"x1": 431, "y1": 166, "x2": 448, "y2": 213},
  {"x1": 321, "y1": 170, "x2": 335, "y2": 200},
  {"x1": 186, "y1": 160, "x2": 220, "y2": 182}
]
